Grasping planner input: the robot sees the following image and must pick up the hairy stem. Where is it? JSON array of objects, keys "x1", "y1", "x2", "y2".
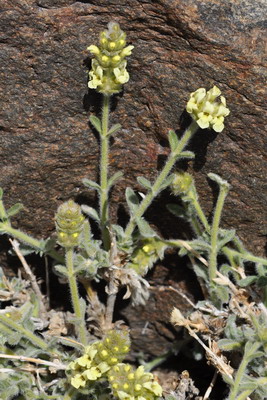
[
  {"x1": 124, "y1": 121, "x2": 199, "y2": 241},
  {"x1": 228, "y1": 344, "x2": 260, "y2": 400},
  {"x1": 208, "y1": 184, "x2": 229, "y2": 283},
  {"x1": 2, "y1": 224, "x2": 63, "y2": 263},
  {"x1": 100, "y1": 94, "x2": 111, "y2": 250},
  {"x1": 191, "y1": 192, "x2": 210, "y2": 233},
  {"x1": 222, "y1": 247, "x2": 267, "y2": 266},
  {"x1": 65, "y1": 247, "x2": 87, "y2": 345},
  {"x1": 0, "y1": 314, "x2": 47, "y2": 350}
]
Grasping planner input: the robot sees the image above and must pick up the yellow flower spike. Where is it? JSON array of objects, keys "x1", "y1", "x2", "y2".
[
  {"x1": 87, "y1": 22, "x2": 133, "y2": 94},
  {"x1": 123, "y1": 383, "x2": 129, "y2": 390},
  {"x1": 186, "y1": 85, "x2": 230, "y2": 132}
]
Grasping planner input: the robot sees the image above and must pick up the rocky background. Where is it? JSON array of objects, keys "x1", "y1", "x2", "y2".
[{"x1": 0, "y1": 0, "x2": 266, "y2": 358}]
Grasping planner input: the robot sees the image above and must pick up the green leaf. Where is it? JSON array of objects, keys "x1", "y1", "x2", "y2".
[
  {"x1": 217, "y1": 229, "x2": 236, "y2": 249},
  {"x1": 211, "y1": 285, "x2": 229, "y2": 305},
  {"x1": 166, "y1": 203, "x2": 186, "y2": 219},
  {"x1": 136, "y1": 218, "x2": 156, "y2": 238},
  {"x1": 89, "y1": 115, "x2": 102, "y2": 134},
  {"x1": 222, "y1": 374, "x2": 234, "y2": 386},
  {"x1": 218, "y1": 338, "x2": 242, "y2": 351},
  {"x1": 168, "y1": 130, "x2": 179, "y2": 152},
  {"x1": 6, "y1": 203, "x2": 24, "y2": 218},
  {"x1": 107, "y1": 171, "x2": 123, "y2": 190},
  {"x1": 0, "y1": 187, "x2": 3, "y2": 200},
  {"x1": 179, "y1": 150, "x2": 195, "y2": 159},
  {"x1": 53, "y1": 264, "x2": 68, "y2": 278},
  {"x1": 237, "y1": 276, "x2": 257, "y2": 287},
  {"x1": 137, "y1": 176, "x2": 152, "y2": 190},
  {"x1": 208, "y1": 173, "x2": 230, "y2": 189},
  {"x1": 107, "y1": 123, "x2": 121, "y2": 137},
  {"x1": 81, "y1": 205, "x2": 100, "y2": 222},
  {"x1": 82, "y1": 178, "x2": 101, "y2": 192},
  {"x1": 192, "y1": 263, "x2": 209, "y2": 281},
  {"x1": 125, "y1": 188, "x2": 139, "y2": 213},
  {"x1": 235, "y1": 389, "x2": 256, "y2": 400}
]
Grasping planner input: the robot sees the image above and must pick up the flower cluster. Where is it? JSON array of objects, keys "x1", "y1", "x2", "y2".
[
  {"x1": 108, "y1": 363, "x2": 162, "y2": 400},
  {"x1": 186, "y1": 85, "x2": 230, "y2": 132},
  {"x1": 68, "y1": 330, "x2": 130, "y2": 390},
  {"x1": 55, "y1": 200, "x2": 85, "y2": 247},
  {"x1": 87, "y1": 22, "x2": 134, "y2": 95}
]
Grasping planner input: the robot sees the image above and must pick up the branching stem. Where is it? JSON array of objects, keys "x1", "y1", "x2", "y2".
[{"x1": 124, "y1": 121, "x2": 199, "y2": 241}]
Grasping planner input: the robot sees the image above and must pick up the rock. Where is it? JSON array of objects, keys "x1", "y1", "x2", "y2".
[{"x1": 0, "y1": 0, "x2": 266, "y2": 355}]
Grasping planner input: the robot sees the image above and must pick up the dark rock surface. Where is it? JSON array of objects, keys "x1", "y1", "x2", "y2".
[{"x1": 0, "y1": 0, "x2": 266, "y2": 355}]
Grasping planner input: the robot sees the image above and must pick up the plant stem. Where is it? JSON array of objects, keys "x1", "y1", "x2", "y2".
[
  {"x1": 1, "y1": 224, "x2": 63, "y2": 263},
  {"x1": 65, "y1": 247, "x2": 87, "y2": 345},
  {"x1": 100, "y1": 94, "x2": 111, "y2": 250},
  {"x1": 208, "y1": 184, "x2": 229, "y2": 283},
  {"x1": 0, "y1": 314, "x2": 47, "y2": 350},
  {"x1": 228, "y1": 344, "x2": 260, "y2": 400},
  {"x1": 124, "y1": 121, "x2": 199, "y2": 241},
  {"x1": 191, "y1": 193, "x2": 210, "y2": 232},
  {"x1": 222, "y1": 247, "x2": 267, "y2": 266}
]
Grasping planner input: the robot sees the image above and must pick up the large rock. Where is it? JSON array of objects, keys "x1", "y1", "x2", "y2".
[{"x1": 0, "y1": 0, "x2": 266, "y2": 355}]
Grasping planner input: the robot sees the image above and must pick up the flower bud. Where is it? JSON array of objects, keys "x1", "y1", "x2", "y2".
[
  {"x1": 171, "y1": 172, "x2": 194, "y2": 197},
  {"x1": 55, "y1": 200, "x2": 84, "y2": 247}
]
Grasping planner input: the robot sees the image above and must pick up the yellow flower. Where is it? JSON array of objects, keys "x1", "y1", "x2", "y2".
[
  {"x1": 113, "y1": 62, "x2": 129, "y2": 84},
  {"x1": 186, "y1": 86, "x2": 230, "y2": 132},
  {"x1": 70, "y1": 374, "x2": 86, "y2": 389}
]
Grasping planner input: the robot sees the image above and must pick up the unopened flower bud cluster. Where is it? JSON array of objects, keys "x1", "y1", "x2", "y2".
[
  {"x1": 172, "y1": 172, "x2": 194, "y2": 198},
  {"x1": 108, "y1": 363, "x2": 162, "y2": 400},
  {"x1": 55, "y1": 200, "x2": 85, "y2": 247},
  {"x1": 186, "y1": 85, "x2": 230, "y2": 132},
  {"x1": 87, "y1": 22, "x2": 134, "y2": 95}
]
